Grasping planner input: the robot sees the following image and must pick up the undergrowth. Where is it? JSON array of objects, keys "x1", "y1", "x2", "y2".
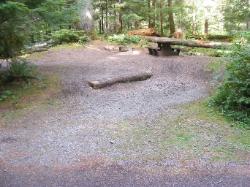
[
  {"x1": 0, "y1": 59, "x2": 57, "y2": 109},
  {"x1": 51, "y1": 29, "x2": 89, "y2": 45},
  {"x1": 209, "y1": 44, "x2": 250, "y2": 127},
  {"x1": 107, "y1": 34, "x2": 148, "y2": 46}
]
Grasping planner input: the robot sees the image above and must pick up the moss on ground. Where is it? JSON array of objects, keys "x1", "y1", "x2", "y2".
[
  {"x1": 109, "y1": 101, "x2": 250, "y2": 163},
  {"x1": 182, "y1": 47, "x2": 231, "y2": 57},
  {"x1": 50, "y1": 43, "x2": 84, "y2": 51},
  {"x1": 0, "y1": 73, "x2": 61, "y2": 125},
  {"x1": 21, "y1": 51, "x2": 48, "y2": 61},
  {"x1": 22, "y1": 43, "x2": 85, "y2": 61}
]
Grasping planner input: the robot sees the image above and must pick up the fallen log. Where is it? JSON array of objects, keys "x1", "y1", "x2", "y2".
[
  {"x1": 25, "y1": 41, "x2": 54, "y2": 54},
  {"x1": 145, "y1": 36, "x2": 232, "y2": 49},
  {"x1": 128, "y1": 28, "x2": 160, "y2": 37},
  {"x1": 88, "y1": 71, "x2": 152, "y2": 89}
]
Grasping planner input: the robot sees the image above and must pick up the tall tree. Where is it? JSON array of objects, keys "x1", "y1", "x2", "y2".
[
  {"x1": 117, "y1": 0, "x2": 123, "y2": 33},
  {"x1": 105, "y1": 0, "x2": 108, "y2": 31},
  {"x1": 152, "y1": 0, "x2": 156, "y2": 28},
  {"x1": 223, "y1": 0, "x2": 250, "y2": 31},
  {"x1": 148, "y1": 0, "x2": 151, "y2": 28},
  {"x1": 0, "y1": 1, "x2": 30, "y2": 59},
  {"x1": 168, "y1": 0, "x2": 175, "y2": 35},
  {"x1": 204, "y1": 19, "x2": 208, "y2": 35},
  {"x1": 159, "y1": 0, "x2": 164, "y2": 35}
]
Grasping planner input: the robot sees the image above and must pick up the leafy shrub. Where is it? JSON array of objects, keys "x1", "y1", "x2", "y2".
[
  {"x1": 186, "y1": 47, "x2": 226, "y2": 57},
  {"x1": 207, "y1": 34, "x2": 234, "y2": 42},
  {"x1": 233, "y1": 31, "x2": 250, "y2": 43},
  {"x1": 210, "y1": 44, "x2": 250, "y2": 126},
  {"x1": 51, "y1": 29, "x2": 88, "y2": 45},
  {"x1": 78, "y1": 35, "x2": 89, "y2": 44},
  {"x1": 2, "y1": 59, "x2": 36, "y2": 83},
  {"x1": 0, "y1": 90, "x2": 14, "y2": 102},
  {"x1": 108, "y1": 34, "x2": 141, "y2": 45}
]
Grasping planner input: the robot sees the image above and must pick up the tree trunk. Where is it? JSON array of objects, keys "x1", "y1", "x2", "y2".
[
  {"x1": 148, "y1": 0, "x2": 151, "y2": 28},
  {"x1": 114, "y1": 3, "x2": 117, "y2": 33},
  {"x1": 247, "y1": 20, "x2": 250, "y2": 30},
  {"x1": 160, "y1": 0, "x2": 163, "y2": 36},
  {"x1": 168, "y1": 0, "x2": 175, "y2": 36},
  {"x1": 101, "y1": 6, "x2": 104, "y2": 33},
  {"x1": 246, "y1": 1, "x2": 250, "y2": 30},
  {"x1": 117, "y1": 0, "x2": 123, "y2": 33},
  {"x1": 99, "y1": 20, "x2": 102, "y2": 34},
  {"x1": 119, "y1": 13, "x2": 123, "y2": 32},
  {"x1": 204, "y1": 18, "x2": 209, "y2": 35},
  {"x1": 152, "y1": 0, "x2": 156, "y2": 28},
  {"x1": 105, "y1": 0, "x2": 108, "y2": 31}
]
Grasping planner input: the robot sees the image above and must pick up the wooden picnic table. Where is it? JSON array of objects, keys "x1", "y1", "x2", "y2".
[{"x1": 145, "y1": 36, "x2": 232, "y2": 56}]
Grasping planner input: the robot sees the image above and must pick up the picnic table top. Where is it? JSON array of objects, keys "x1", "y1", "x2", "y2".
[{"x1": 145, "y1": 36, "x2": 232, "y2": 49}]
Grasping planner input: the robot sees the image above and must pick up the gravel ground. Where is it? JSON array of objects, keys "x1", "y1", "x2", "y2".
[{"x1": 0, "y1": 41, "x2": 249, "y2": 186}]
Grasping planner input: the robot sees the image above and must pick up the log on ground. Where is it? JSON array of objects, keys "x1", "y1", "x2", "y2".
[
  {"x1": 128, "y1": 28, "x2": 160, "y2": 37},
  {"x1": 88, "y1": 71, "x2": 153, "y2": 89}
]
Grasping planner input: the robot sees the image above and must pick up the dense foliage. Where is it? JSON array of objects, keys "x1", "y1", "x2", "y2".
[
  {"x1": 30, "y1": 0, "x2": 79, "y2": 43},
  {"x1": 0, "y1": 2, "x2": 30, "y2": 59},
  {"x1": 94, "y1": 0, "x2": 183, "y2": 36},
  {"x1": 210, "y1": 44, "x2": 250, "y2": 126},
  {"x1": 93, "y1": 0, "x2": 250, "y2": 36},
  {"x1": 0, "y1": 0, "x2": 80, "y2": 60},
  {"x1": 223, "y1": 0, "x2": 250, "y2": 32}
]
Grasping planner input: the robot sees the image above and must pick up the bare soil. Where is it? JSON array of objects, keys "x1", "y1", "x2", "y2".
[{"x1": 0, "y1": 41, "x2": 249, "y2": 187}]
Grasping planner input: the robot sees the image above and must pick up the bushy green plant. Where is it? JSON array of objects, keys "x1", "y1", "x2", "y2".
[
  {"x1": 0, "y1": 90, "x2": 14, "y2": 102},
  {"x1": 125, "y1": 35, "x2": 141, "y2": 44},
  {"x1": 78, "y1": 35, "x2": 89, "y2": 44},
  {"x1": 51, "y1": 29, "x2": 88, "y2": 44},
  {"x1": 108, "y1": 34, "x2": 141, "y2": 45},
  {"x1": 234, "y1": 31, "x2": 250, "y2": 43},
  {"x1": 2, "y1": 59, "x2": 36, "y2": 83},
  {"x1": 210, "y1": 44, "x2": 250, "y2": 126}
]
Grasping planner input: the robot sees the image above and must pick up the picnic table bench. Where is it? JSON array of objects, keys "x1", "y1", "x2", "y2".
[{"x1": 145, "y1": 36, "x2": 232, "y2": 56}]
